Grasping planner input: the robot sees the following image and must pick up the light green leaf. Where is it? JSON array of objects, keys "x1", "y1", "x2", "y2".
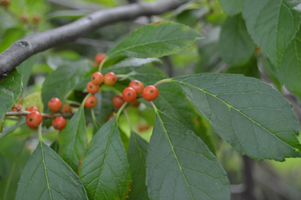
[
  {"x1": 79, "y1": 117, "x2": 131, "y2": 200},
  {"x1": 219, "y1": 0, "x2": 244, "y2": 15},
  {"x1": 0, "y1": 117, "x2": 26, "y2": 139},
  {"x1": 154, "y1": 82, "x2": 215, "y2": 154},
  {"x1": 108, "y1": 21, "x2": 203, "y2": 58},
  {"x1": 278, "y1": 28, "x2": 301, "y2": 99},
  {"x1": 0, "y1": 70, "x2": 22, "y2": 123},
  {"x1": 16, "y1": 141, "x2": 89, "y2": 199},
  {"x1": 172, "y1": 74, "x2": 301, "y2": 161},
  {"x1": 42, "y1": 59, "x2": 90, "y2": 112},
  {"x1": 127, "y1": 132, "x2": 149, "y2": 200},
  {"x1": 219, "y1": 14, "x2": 255, "y2": 66},
  {"x1": 59, "y1": 106, "x2": 87, "y2": 172},
  {"x1": 17, "y1": 54, "x2": 38, "y2": 93},
  {"x1": 243, "y1": 0, "x2": 301, "y2": 67},
  {"x1": 109, "y1": 57, "x2": 162, "y2": 68},
  {"x1": 146, "y1": 111, "x2": 230, "y2": 200}
]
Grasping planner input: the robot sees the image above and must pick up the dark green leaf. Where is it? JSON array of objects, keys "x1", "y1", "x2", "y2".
[
  {"x1": 17, "y1": 55, "x2": 38, "y2": 93},
  {"x1": 219, "y1": 0, "x2": 244, "y2": 15},
  {"x1": 79, "y1": 117, "x2": 131, "y2": 199},
  {"x1": 219, "y1": 14, "x2": 255, "y2": 66},
  {"x1": 172, "y1": 74, "x2": 301, "y2": 161},
  {"x1": 0, "y1": 70, "x2": 22, "y2": 123},
  {"x1": 225, "y1": 56, "x2": 259, "y2": 78},
  {"x1": 278, "y1": 28, "x2": 301, "y2": 99},
  {"x1": 16, "y1": 141, "x2": 89, "y2": 199},
  {"x1": 42, "y1": 59, "x2": 90, "y2": 112},
  {"x1": 243, "y1": 0, "x2": 301, "y2": 67},
  {"x1": 0, "y1": 27, "x2": 25, "y2": 53},
  {"x1": 108, "y1": 21, "x2": 203, "y2": 58},
  {"x1": 154, "y1": 82, "x2": 215, "y2": 154},
  {"x1": 59, "y1": 106, "x2": 87, "y2": 172},
  {"x1": 50, "y1": 140, "x2": 60, "y2": 153},
  {"x1": 127, "y1": 132, "x2": 149, "y2": 200},
  {"x1": 146, "y1": 111, "x2": 230, "y2": 200}
]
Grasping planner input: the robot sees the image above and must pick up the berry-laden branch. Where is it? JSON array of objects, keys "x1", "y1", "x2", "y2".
[
  {"x1": 5, "y1": 111, "x2": 73, "y2": 119},
  {"x1": 0, "y1": 0, "x2": 187, "y2": 78}
]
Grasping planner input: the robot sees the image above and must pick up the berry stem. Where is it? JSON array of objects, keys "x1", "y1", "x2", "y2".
[
  {"x1": 116, "y1": 102, "x2": 128, "y2": 119},
  {"x1": 38, "y1": 123, "x2": 43, "y2": 142},
  {"x1": 91, "y1": 109, "x2": 100, "y2": 129},
  {"x1": 123, "y1": 109, "x2": 133, "y2": 131},
  {"x1": 65, "y1": 100, "x2": 81, "y2": 107},
  {"x1": 150, "y1": 101, "x2": 158, "y2": 112},
  {"x1": 116, "y1": 74, "x2": 128, "y2": 78},
  {"x1": 98, "y1": 56, "x2": 108, "y2": 72},
  {"x1": 154, "y1": 78, "x2": 172, "y2": 87}
]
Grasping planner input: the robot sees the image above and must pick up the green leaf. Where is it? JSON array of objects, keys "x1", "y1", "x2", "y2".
[
  {"x1": 219, "y1": 14, "x2": 255, "y2": 66},
  {"x1": 109, "y1": 57, "x2": 162, "y2": 68},
  {"x1": 16, "y1": 141, "x2": 89, "y2": 199},
  {"x1": 42, "y1": 59, "x2": 90, "y2": 112},
  {"x1": 108, "y1": 21, "x2": 204, "y2": 58},
  {"x1": 59, "y1": 106, "x2": 87, "y2": 172},
  {"x1": 172, "y1": 74, "x2": 301, "y2": 161},
  {"x1": 0, "y1": 117, "x2": 26, "y2": 139},
  {"x1": 127, "y1": 132, "x2": 149, "y2": 200},
  {"x1": 219, "y1": 0, "x2": 244, "y2": 15},
  {"x1": 278, "y1": 28, "x2": 301, "y2": 99},
  {"x1": 225, "y1": 56, "x2": 259, "y2": 78},
  {"x1": 79, "y1": 117, "x2": 131, "y2": 199},
  {"x1": 17, "y1": 55, "x2": 38, "y2": 93},
  {"x1": 154, "y1": 82, "x2": 215, "y2": 154},
  {"x1": 0, "y1": 70, "x2": 22, "y2": 123},
  {"x1": 243, "y1": 0, "x2": 301, "y2": 67},
  {"x1": 0, "y1": 27, "x2": 25, "y2": 53},
  {"x1": 146, "y1": 111, "x2": 230, "y2": 200}
]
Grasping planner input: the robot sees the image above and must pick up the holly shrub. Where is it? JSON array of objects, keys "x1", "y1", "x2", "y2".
[{"x1": 1, "y1": 0, "x2": 301, "y2": 200}]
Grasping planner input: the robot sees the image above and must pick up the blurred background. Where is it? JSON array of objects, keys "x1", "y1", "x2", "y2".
[{"x1": 0, "y1": 0, "x2": 301, "y2": 200}]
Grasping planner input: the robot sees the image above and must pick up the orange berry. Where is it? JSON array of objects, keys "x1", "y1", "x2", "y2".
[
  {"x1": 104, "y1": 72, "x2": 117, "y2": 86},
  {"x1": 32, "y1": 14, "x2": 41, "y2": 24},
  {"x1": 85, "y1": 95, "x2": 97, "y2": 108},
  {"x1": 142, "y1": 85, "x2": 159, "y2": 101},
  {"x1": 12, "y1": 104, "x2": 22, "y2": 112},
  {"x1": 106, "y1": 113, "x2": 116, "y2": 122},
  {"x1": 48, "y1": 98, "x2": 62, "y2": 112},
  {"x1": 21, "y1": 13, "x2": 29, "y2": 23},
  {"x1": 91, "y1": 72, "x2": 104, "y2": 85},
  {"x1": 122, "y1": 87, "x2": 137, "y2": 102},
  {"x1": 95, "y1": 53, "x2": 106, "y2": 65},
  {"x1": 26, "y1": 106, "x2": 40, "y2": 112},
  {"x1": 63, "y1": 105, "x2": 71, "y2": 113},
  {"x1": 86, "y1": 81, "x2": 99, "y2": 94},
  {"x1": 129, "y1": 80, "x2": 144, "y2": 95},
  {"x1": 26, "y1": 111, "x2": 42, "y2": 129},
  {"x1": 112, "y1": 95, "x2": 125, "y2": 108},
  {"x1": 52, "y1": 116, "x2": 66, "y2": 130}
]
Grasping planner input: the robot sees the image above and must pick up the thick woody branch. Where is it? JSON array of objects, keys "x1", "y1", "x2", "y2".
[
  {"x1": 0, "y1": 0, "x2": 186, "y2": 78},
  {"x1": 6, "y1": 111, "x2": 73, "y2": 119}
]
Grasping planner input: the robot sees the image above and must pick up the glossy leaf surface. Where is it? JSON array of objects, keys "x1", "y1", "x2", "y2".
[
  {"x1": 173, "y1": 74, "x2": 301, "y2": 160},
  {"x1": 146, "y1": 111, "x2": 230, "y2": 200}
]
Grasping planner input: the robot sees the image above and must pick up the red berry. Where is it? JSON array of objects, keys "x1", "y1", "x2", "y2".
[
  {"x1": 86, "y1": 81, "x2": 99, "y2": 94},
  {"x1": 63, "y1": 105, "x2": 71, "y2": 113},
  {"x1": 122, "y1": 87, "x2": 137, "y2": 102},
  {"x1": 21, "y1": 13, "x2": 29, "y2": 23},
  {"x1": 130, "y1": 100, "x2": 140, "y2": 107},
  {"x1": 104, "y1": 72, "x2": 117, "y2": 86},
  {"x1": 52, "y1": 116, "x2": 66, "y2": 130},
  {"x1": 48, "y1": 98, "x2": 62, "y2": 112},
  {"x1": 26, "y1": 111, "x2": 42, "y2": 129},
  {"x1": 32, "y1": 14, "x2": 41, "y2": 24},
  {"x1": 129, "y1": 80, "x2": 144, "y2": 95},
  {"x1": 106, "y1": 113, "x2": 116, "y2": 122},
  {"x1": 112, "y1": 95, "x2": 125, "y2": 108},
  {"x1": 85, "y1": 95, "x2": 97, "y2": 108},
  {"x1": 12, "y1": 104, "x2": 22, "y2": 112},
  {"x1": 26, "y1": 106, "x2": 40, "y2": 112},
  {"x1": 1, "y1": 0, "x2": 10, "y2": 8},
  {"x1": 142, "y1": 85, "x2": 159, "y2": 101},
  {"x1": 95, "y1": 53, "x2": 106, "y2": 65},
  {"x1": 91, "y1": 72, "x2": 104, "y2": 85}
]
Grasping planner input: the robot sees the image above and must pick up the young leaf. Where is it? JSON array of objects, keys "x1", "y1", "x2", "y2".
[
  {"x1": 219, "y1": 14, "x2": 255, "y2": 66},
  {"x1": 172, "y1": 74, "x2": 301, "y2": 161},
  {"x1": 219, "y1": 0, "x2": 244, "y2": 15},
  {"x1": 278, "y1": 28, "x2": 301, "y2": 100},
  {"x1": 154, "y1": 82, "x2": 215, "y2": 154},
  {"x1": 146, "y1": 110, "x2": 230, "y2": 200},
  {"x1": 79, "y1": 117, "x2": 131, "y2": 200},
  {"x1": 41, "y1": 59, "x2": 90, "y2": 112},
  {"x1": 0, "y1": 70, "x2": 22, "y2": 123},
  {"x1": 243, "y1": 0, "x2": 301, "y2": 67},
  {"x1": 127, "y1": 132, "x2": 149, "y2": 200},
  {"x1": 59, "y1": 106, "x2": 87, "y2": 172},
  {"x1": 15, "y1": 141, "x2": 89, "y2": 199},
  {"x1": 108, "y1": 21, "x2": 203, "y2": 58}
]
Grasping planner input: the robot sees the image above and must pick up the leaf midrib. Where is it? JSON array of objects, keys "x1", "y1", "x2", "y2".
[
  {"x1": 40, "y1": 142, "x2": 53, "y2": 200},
  {"x1": 173, "y1": 80, "x2": 300, "y2": 152}
]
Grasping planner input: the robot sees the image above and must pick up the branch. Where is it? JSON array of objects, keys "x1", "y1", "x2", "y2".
[
  {"x1": 6, "y1": 111, "x2": 73, "y2": 119},
  {"x1": 46, "y1": 0, "x2": 104, "y2": 11},
  {"x1": 0, "y1": 0, "x2": 186, "y2": 78}
]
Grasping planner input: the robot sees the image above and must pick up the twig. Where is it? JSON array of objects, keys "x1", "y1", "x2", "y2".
[
  {"x1": 0, "y1": 0, "x2": 186, "y2": 78},
  {"x1": 5, "y1": 111, "x2": 73, "y2": 119}
]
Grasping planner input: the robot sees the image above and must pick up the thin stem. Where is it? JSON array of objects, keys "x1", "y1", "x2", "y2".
[
  {"x1": 123, "y1": 109, "x2": 132, "y2": 130},
  {"x1": 154, "y1": 78, "x2": 172, "y2": 87},
  {"x1": 3, "y1": 139, "x2": 26, "y2": 200},
  {"x1": 38, "y1": 123, "x2": 43, "y2": 142},
  {"x1": 116, "y1": 74, "x2": 129, "y2": 78},
  {"x1": 98, "y1": 56, "x2": 108, "y2": 72},
  {"x1": 116, "y1": 102, "x2": 128, "y2": 118},
  {"x1": 65, "y1": 100, "x2": 81, "y2": 106},
  {"x1": 150, "y1": 101, "x2": 158, "y2": 112},
  {"x1": 91, "y1": 109, "x2": 100, "y2": 129}
]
